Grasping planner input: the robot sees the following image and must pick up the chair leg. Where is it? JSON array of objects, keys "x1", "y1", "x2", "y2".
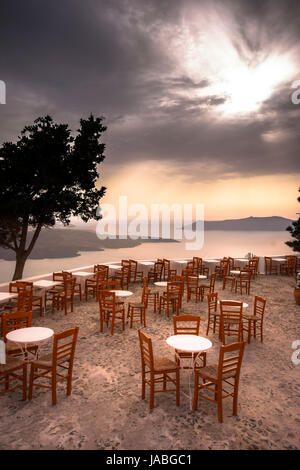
[
  {"x1": 248, "y1": 319, "x2": 251, "y2": 344},
  {"x1": 193, "y1": 372, "x2": 198, "y2": 410},
  {"x1": 52, "y1": 371, "x2": 57, "y2": 405},
  {"x1": 233, "y1": 379, "x2": 239, "y2": 416},
  {"x1": 28, "y1": 364, "x2": 34, "y2": 400},
  {"x1": 141, "y1": 371, "x2": 145, "y2": 399},
  {"x1": 150, "y1": 374, "x2": 155, "y2": 409},
  {"x1": 22, "y1": 363, "x2": 27, "y2": 400},
  {"x1": 176, "y1": 369, "x2": 180, "y2": 406},
  {"x1": 216, "y1": 384, "x2": 223, "y2": 423}
]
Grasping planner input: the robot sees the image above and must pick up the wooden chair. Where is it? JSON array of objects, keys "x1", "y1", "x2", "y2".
[
  {"x1": 235, "y1": 269, "x2": 251, "y2": 295},
  {"x1": 28, "y1": 326, "x2": 79, "y2": 405},
  {"x1": 173, "y1": 314, "x2": 206, "y2": 369},
  {"x1": 148, "y1": 261, "x2": 164, "y2": 283},
  {"x1": 45, "y1": 272, "x2": 65, "y2": 306},
  {"x1": 112, "y1": 265, "x2": 130, "y2": 290},
  {"x1": 85, "y1": 270, "x2": 107, "y2": 301},
  {"x1": 245, "y1": 258, "x2": 259, "y2": 279},
  {"x1": 94, "y1": 264, "x2": 109, "y2": 280},
  {"x1": 193, "y1": 257, "x2": 208, "y2": 276},
  {"x1": 280, "y1": 257, "x2": 296, "y2": 276},
  {"x1": 138, "y1": 329, "x2": 180, "y2": 409},
  {"x1": 142, "y1": 277, "x2": 159, "y2": 312},
  {"x1": 129, "y1": 260, "x2": 144, "y2": 283},
  {"x1": 98, "y1": 291, "x2": 125, "y2": 335},
  {"x1": 222, "y1": 272, "x2": 236, "y2": 291},
  {"x1": 169, "y1": 275, "x2": 184, "y2": 308},
  {"x1": 206, "y1": 292, "x2": 220, "y2": 336},
  {"x1": 2, "y1": 310, "x2": 38, "y2": 359},
  {"x1": 0, "y1": 357, "x2": 27, "y2": 401},
  {"x1": 162, "y1": 259, "x2": 177, "y2": 281},
  {"x1": 13, "y1": 281, "x2": 43, "y2": 316},
  {"x1": 62, "y1": 271, "x2": 82, "y2": 301},
  {"x1": 215, "y1": 259, "x2": 229, "y2": 279},
  {"x1": 186, "y1": 274, "x2": 200, "y2": 303},
  {"x1": 242, "y1": 296, "x2": 266, "y2": 344},
  {"x1": 219, "y1": 301, "x2": 243, "y2": 345},
  {"x1": 127, "y1": 287, "x2": 150, "y2": 328},
  {"x1": 228, "y1": 257, "x2": 240, "y2": 273},
  {"x1": 159, "y1": 283, "x2": 181, "y2": 317},
  {"x1": 52, "y1": 277, "x2": 76, "y2": 315},
  {"x1": 193, "y1": 341, "x2": 246, "y2": 422},
  {"x1": 199, "y1": 273, "x2": 216, "y2": 301},
  {"x1": 264, "y1": 257, "x2": 278, "y2": 275}
]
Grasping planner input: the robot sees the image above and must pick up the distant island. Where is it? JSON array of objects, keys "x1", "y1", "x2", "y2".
[{"x1": 185, "y1": 216, "x2": 293, "y2": 231}]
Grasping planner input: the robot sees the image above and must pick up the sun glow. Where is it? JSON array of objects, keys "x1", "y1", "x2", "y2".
[{"x1": 160, "y1": 6, "x2": 296, "y2": 116}]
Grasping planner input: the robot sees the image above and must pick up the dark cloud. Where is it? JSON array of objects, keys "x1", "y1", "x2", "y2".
[{"x1": 0, "y1": 0, "x2": 299, "y2": 179}]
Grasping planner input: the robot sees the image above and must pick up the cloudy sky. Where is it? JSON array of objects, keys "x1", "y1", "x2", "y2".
[{"x1": 1, "y1": 0, "x2": 300, "y2": 220}]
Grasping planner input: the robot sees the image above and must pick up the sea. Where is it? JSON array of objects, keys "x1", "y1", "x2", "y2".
[{"x1": 0, "y1": 229, "x2": 294, "y2": 284}]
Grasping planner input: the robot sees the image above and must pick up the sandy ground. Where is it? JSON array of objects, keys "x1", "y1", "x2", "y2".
[{"x1": 0, "y1": 274, "x2": 299, "y2": 450}]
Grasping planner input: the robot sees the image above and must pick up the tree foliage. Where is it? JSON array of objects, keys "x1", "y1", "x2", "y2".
[
  {"x1": 286, "y1": 187, "x2": 300, "y2": 253},
  {"x1": 0, "y1": 114, "x2": 107, "y2": 279}
]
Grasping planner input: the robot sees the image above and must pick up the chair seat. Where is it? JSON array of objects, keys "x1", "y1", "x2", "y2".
[
  {"x1": 0, "y1": 356, "x2": 24, "y2": 373},
  {"x1": 242, "y1": 314, "x2": 261, "y2": 321},
  {"x1": 153, "y1": 356, "x2": 178, "y2": 371},
  {"x1": 197, "y1": 364, "x2": 236, "y2": 381},
  {"x1": 31, "y1": 353, "x2": 53, "y2": 368},
  {"x1": 6, "y1": 342, "x2": 38, "y2": 354},
  {"x1": 128, "y1": 302, "x2": 144, "y2": 309}
]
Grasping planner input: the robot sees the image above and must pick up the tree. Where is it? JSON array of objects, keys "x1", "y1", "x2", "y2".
[
  {"x1": 0, "y1": 114, "x2": 107, "y2": 280},
  {"x1": 286, "y1": 188, "x2": 300, "y2": 253}
]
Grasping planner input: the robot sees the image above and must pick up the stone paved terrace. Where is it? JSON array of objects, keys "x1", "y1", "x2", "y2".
[{"x1": 0, "y1": 274, "x2": 299, "y2": 450}]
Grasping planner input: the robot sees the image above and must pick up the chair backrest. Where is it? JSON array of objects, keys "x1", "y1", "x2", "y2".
[
  {"x1": 15, "y1": 281, "x2": 34, "y2": 292},
  {"x1": 2, "y1": 310, "x2": 33, "y2": 342},
  {"x1": 173, "y1": 314, "x2": 200, "y2": 335},
  {"x1": 61, "y1": 271, "x2": 73, "y2": 279},
  {"x1": 207, "y1": 291, "x2": 218, "y2": 313},
  {"x1": 94, "y1": 265, "x2": 109, "y2": 278},
  {"x1": 138, "y1": 329, "x2": 154, "y2": 371},
  {"x1": 220, "y1": 300, "x2": 243, "y2": 317},
  {"x1": 100, "y1": 280, "x2": 120, "y2": 291},
  {"x1": 9, "y1": 282, "x2": 19, "y2": 293},
  {"x1": 52, "y1": 326, "x2": 79, "y2": 367},
  {"x1": 154, "y1": 261, "x2": 164, "y2": 275},
  {"x1": 166, "y1": 282, "x2": 181, "y2": 297},
  {"x1": 141, "y1": 287, "x2": 150, "y2": 307},
  {"x1": 98, "y1": 290, "x2": 117, "y2": 311},
  {"x1": 187, "y1": 274, "x2": 199, "y2": 289},
  {"x1": 142, "y1": 276, "x2": 148, "y2": 288},
  {"x1": 193, "y1": 257, "x2": 202, "y2": 268},
  {"x1": 218, "y1": 341, "x2": 246, "y2": 381},
  {"x1": 228, "y1": 257, "x2": 234, "y2": 269},
  {"x1": 254, "y1": 296, "x2": 266, "y2": 318},
  {"x1": 240, "y1": 269, "x2": 251, "y2": 281},
  {"x1": 210, "y1": 273, "x2": 216, "y2": 289},
  {"x1": 17, "y1": 289, "x2": 33, "y2": 312},
  {"x1": 63, "y1": 277, "x2": 76, "y2": 298},
  {"x1": 53, "y1": 271, "x2": 67, "y2": 282}
]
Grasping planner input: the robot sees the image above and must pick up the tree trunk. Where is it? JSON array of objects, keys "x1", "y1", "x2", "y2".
[{"x1": 12, "y1": 252, "x2": 28, "y2": 280}]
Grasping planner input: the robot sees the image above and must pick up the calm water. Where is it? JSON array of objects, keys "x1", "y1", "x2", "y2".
[{"x1": 0, "y1": 230, "x2": 294, "y2": 283}]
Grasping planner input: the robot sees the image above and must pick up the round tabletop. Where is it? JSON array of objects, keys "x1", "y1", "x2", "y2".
[
  {"x1": 154, "y1": 281, "x2": 168, "y2": 287},
  {"x1": 6, "y1": 327, "x2": 54, "y2": 344},
  {"x1": 109, "y1": 290, "x2": 133, "y2": 297},
  {"x1": 166, "y1": 335, "x2": 212, "y2": 353},
  {"x1": 230, "y1": 270, "x2": 241, "y2": 275},
  {"x1": 218, "y1": 300, "x2": 248, "y2": 308}
]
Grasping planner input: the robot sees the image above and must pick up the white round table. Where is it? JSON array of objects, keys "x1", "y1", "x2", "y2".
[
  {"x1": 154, "y1": 281, "x2": 168, "y2": 287},
  {"x1": 6, "y1": 327, "x2": 54, "y2": 362},
  {"x1": 218, "y1": 300, "x2": 248, "y2": 308},
  {"x1": 108, "y1": 290, "x2": 133, "y2": 297},
  {"x1": 166, "y1": 334, "x2": 212, "y2": 353},
  {"x1": 166, "y1": 334, "x2": 212, "y2": 409}
]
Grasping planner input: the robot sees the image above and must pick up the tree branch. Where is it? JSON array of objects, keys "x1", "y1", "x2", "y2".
[{"x1": 25, "y1": 223, "x2": 43, "y2": 256}]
